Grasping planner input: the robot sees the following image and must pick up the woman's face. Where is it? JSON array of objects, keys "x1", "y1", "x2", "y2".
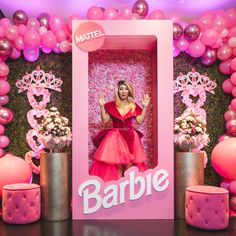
[{"x1": 118, "y1": 84, "x2": 129, "y2": 100}]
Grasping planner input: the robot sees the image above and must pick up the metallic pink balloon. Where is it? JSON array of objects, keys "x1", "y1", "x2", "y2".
[
  {"x1": 13, "y1": 10, "x2": 28, "y2": 26},
  {"x1": 173, "y1": 23, "x2": 183, "y2": 40},
  {"x1": 229, "y1": 195, "x2": 236, "y2": 211},
  {"x1": 200, "y1": 47, "x2": 217, "y2": 66},
  {"x1": 184, "y1": 24, "x2": 201, "y2": 41},
  {"x1": 0, "y1": 107, "x2": 13, "y2": 125},
  {"x1": 132, "y1": 0, "x2": 149, "y2": 19},
  {"x1": 226, "y1": 119, "x2": 236, "y2": 136},
  {"x1": 37, "y1": 12, "x2": 50, "y2": 29},
  {"x1": 0, "y1": 38, "x2": 13, "y2": 56}
]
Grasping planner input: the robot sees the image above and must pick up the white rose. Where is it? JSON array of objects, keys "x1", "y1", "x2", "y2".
[
  {"x1": 195, "y1": 127, "x2": 202, "y2": 132},
  {"x1": 47, "y1": 123, "x2": 55, "y2": 131},
  {"x1": 181, "y1": 123, "x2": 188, "y2": 129}
]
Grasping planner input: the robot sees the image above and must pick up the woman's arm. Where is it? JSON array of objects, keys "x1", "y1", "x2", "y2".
[
  {"x1": 136, "y1": 94, "x2": 150, "y2": 124},
  {"x1": 98, "y1": 93, "x2": 110, "y2": 123}
]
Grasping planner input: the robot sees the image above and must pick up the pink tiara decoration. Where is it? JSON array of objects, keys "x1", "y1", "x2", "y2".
[
  {"x1": 173, "y1": 68, "x2": 217, "y2": 119},
  {"x1": 15, "y1": 66, "x2": 63, "y2": 93}
]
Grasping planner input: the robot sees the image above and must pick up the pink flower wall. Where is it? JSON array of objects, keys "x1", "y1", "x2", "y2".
[{"x1": 88, "y1": 49, "x2": 155, "y2": 168}]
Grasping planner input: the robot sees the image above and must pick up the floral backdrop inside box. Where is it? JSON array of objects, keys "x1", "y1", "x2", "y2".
[{"x1": 88, "y1": 49, "x2": 154, "y2": 169}]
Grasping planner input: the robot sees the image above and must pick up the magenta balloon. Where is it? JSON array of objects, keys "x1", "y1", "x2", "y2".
[
  {"x1": 13, "y1": 10, "x2": 28, "y2": 26},
  {"x1": 0, "y1": 38, "x2": 13, "y2": 56},
  {"x1": 24, "y1": 29, "x2": 40, "y2": 49},
  {"x1": 119, "y1": 6, "x2": 132, "y2": 18},
  {"x1": 148, "y1": 9, "x2": 165, "y2": 20},
  {"x1": 55, "y1": 29, "x2": 67, "y2": 42},
  {"x1": 226, "y1": 119, "x2": 236, "y2": 135},
  {"x1": 49, "y1": 15, "x2": 65, "y2": 31},
  {"x1": 217, "y1": 45, "x2": 232, "y2": 61},
  {"x1": 0, "y1": 95, "x2": 9, "y2": 105},
  {"x1": 14, "y1": 36, "x2": 24, "y2": 50},
  {"x1": 222, "y1": 79, "x2": 233, "y2": 94},
  {"x1": 17, "y1": 24, "x2": 27, "y2": 36},
  {"x1": 103, "y1": 8, "x2": 119, "y2": 20},
  {"x1": 231, "y1": 98, "x2": 236, "y2": 111},
  {"x1": 41, "y1": 31, "x2": 57, "y2": 49},
  {"x1": 0, "y1": 80, "x2": 10, "y2": 96},
  {"x1": 59, "y1": 40, "x2": 70, "y2": 53},
  {"x1": 229, "y1": 196, "x2": 236, "y2": 211},
  {"x1": 197, "y1": 15, "x2": 213, "y2": 30},
  {"x1": 201, "y1": 29, "x2": 218, "y2": 46},
  {"x1": 231, "y1": 72, "x2": 236, "y2": 85},
  {"x1": 87, "y1": 6, "x2": 104, "y2": 20},
  {"x1": 23, "y1": 47, "x2": 39, "y2": 62},
  {"x1": 211, "y1": 138, "x2": 236, "y2": 179},
  {"x1": 67, "y1": 14, "x2": 80, "y2": 32},
  {"x1": 37, "y1": 12, "x2": 50, "y2": 29},
  {"x1": 184, "y1": 24, "x2": 201, "y2": 41},
  {"x1": 175, "y1": 37, "x2": 189, "y2": 52},
  {"x1": 4, "y1": 25, "x2": 18, "y2": 41},
  {"x1": 0, "y1": 135, "x2": 9, "y2": 148},
  {"x1": 212, "y1": 17, "x2": 226, "y2": 32},
  {"x1": 0, "y1": 155, "x2": 32, "y2": 197},
  {"x1": 224, "y1": 8, "x2": 236, "y2": 28},
  {"x1": 173, "y1": 23, "x2": 183, "y2": 40},
  {"x1": 132, "y1": 0, "x2": 149, "y2": 19},
  {"x1": 224, "y1": 110, "x2": 236, "y2": 121},
  {"x1": 0, "y1": 124, "x2": 5, "y2": 135},
  {"x1": 231, "y1": 58, "x2": 236, "y2": 71},
  {"x1": 26, "y1": 17, "x2": 40, "y2": 31},
  {"x1": 228, "y1": 26, "x2": 236, "y2": 39},
  {"x1": 219, "y1": 59, "x2": 233, "y2": 75},
  {"x1": 0, "y1": 62, "x2": 9, "y2": 77},
  {"x1": 229, "y1": 180, "x2": 236, "y2": 194},
  {"x1": 0, "y1": 107, "x2": 13, "y2": 125},
  {"x1": 200, "y1": 47, "x2": 217, "y2": 66},
  {"x1": 188, "y1": 39, "x2": 205, "y2": 58},
  {"x1": 9, "y1": 47, "x2": 21, "y2": 59}
]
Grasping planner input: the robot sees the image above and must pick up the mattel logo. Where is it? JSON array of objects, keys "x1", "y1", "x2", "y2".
[{"x1": 74, "y1": 22, "x2": 105, "y2": 52}]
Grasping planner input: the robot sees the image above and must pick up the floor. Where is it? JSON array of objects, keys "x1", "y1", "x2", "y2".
[{"x1": 0, "y1": 218, "x2": 236, "y2": 236}]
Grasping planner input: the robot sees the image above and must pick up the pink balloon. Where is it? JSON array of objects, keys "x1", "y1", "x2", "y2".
[
  {"x1": 0, "y1": 80, "x2": 10, "y2": 96},
  {"x1": 103, "y1": 8, "x2": 119, "y2": 20},
  {"x1": 55, "y1": 29, "x2": 66, "y2": 42},
  {"x1": 52, "y1": 43, "x2": 61, "y2": 53},
  {"x1": 197, "y1": 15, "x2": 213, "y2": 30},
  {"x1": 23, "y1": 29, "x2": 40, "y2": 49},
  {"x1": 59, "y1": 40, "x2": 70, "y2": 53},
  {"x1": 23, "y1": 47, "x2": 39, "y2": 62},
  {"x1": 200, "y1": 47, "x2": 217, "y2": 66},
  {"x1": 0, "y1": 18, "x2": 12, "y2": 28},
  {"x1": 188, "y1": 39, "x2": 206, "y2": 58},
  {"x1": 49, "y1": 15, "x2": 65, "y2": 31},
  {"x1": 9, "y1": 47, "x2": 21, "y2": 59},
  {"x1": 218, "y1": 134, "x2": 232, "y2": 143},
  {"x1": 87, "y1": 6, "x2": 104, "y2": 20},
  {"x1": 173, "y1": 23, "x2": 184, "y2": 40},
  {"x1": 17, "y1": 24, "x2": 27, "y2": 36},
  {"x1": 4, "y1": 25, "x2": 18, "y2": 41},
  {"x1": 228, "y1": 26, "x2": 236, "y2": 39},
  {"x1": 0, "y1": 107, "x2": 13, "y2": 125},
  {"x1": 0, "y1": 26, "x2": 4, "y2": 38},
  {"x1": 0, "y1": 135, "x2": 9, "y2": 148},
  {"x1": 220, "y1": 179, "x2": 231, "y2": 190},
  {"x1": 231, "y1": 58, "x2": 236, "y2": 71},
  {"x1": 201, "y1": 29, "x2": 218, "y2": 46},
  {"x1": 224, "y1": 8, "x2": 236, "y2": 28},
  {"x1": 184, "y1": 24, "x2": 201, "y2": 41},
  {"x1": 41, "y1": 46, "x2": 52, "y2": 54},
  {"x1": 26, "y1": 17, "x2": 40, "y2": 31},
  {"x1": 14, "y1": 36, "x2": 24, "y2": 50},
  {"x1": 219, "y1": 59, "x2": 233, "y2": 74},
  {"x1": 119, "y1": 6, "x2": 132, "y2": 18},
  {"x1": 126, "y1": 13, "x2": 140, "y2": 20},
  {"x1": 0, "y1": 38, "x2": 13, "y2": 56},
  {"x1": 67, "y1": 14, "x2": 80, "y2": 32},
  {"x1": 0, "y1": 154, "x2": 32, "y2": 197},
  {"x1": 224, "y1": 110, "x2": 236, "y2": 121},
  {"x1": 231, "y1": 98, "x2": 236, "y2": 111},
  {"x1": 212, "y1": 17, "x2": 226, "y2": 32},
  {"x1": 38, "y1": 26, "x2": 47, "y2": 36},
  {"x1": 41, "y1": 31, "x2": 57, "y2": 49},
  {"x1": 226, "y1": 119, "x2": 236, "y2": 136},
  {"x1": 231, "y1": 72, "x2": 236, "y2": 85},
  {"x1": 228, "y1": 37, "x2": 236, "y2": 47},
  {"x1": 217, "y1": 44, "x2": 232, "y2": 61},
  {"x1": 0, "y1": 95, "x2": 9, "y2": 105},
  {"x1": 220, "y1": 28, "x2": 229, "y2": 39},
  {"x1": 233, "y1": 48, "x2": 236, "y2": 57},
  {"x1": 0, "y1": 62, "x2": 9, "y2": 77},
  {"x1": 148, "y1": 9, "x2": 165, "y2": 20},
  {"x1": 0, "y1": 124, "x2": 5, "y2": 135},
  {"x1": 211, "y1": 37, "x2": 223, "y2": 49},
  {"x1": 229, "y1": 180, "x2": 236, "y2": 194},
  {"x1": 132, "y1": 0, "x2": 149, "y2": 19},
  {"x1": 222, "y1": 79, "x2": 233, "y2": 93},
  {"x1": 175, "y1": 37, "x2": 189, "y2": 51},
  {"x1": 211, "y1": 138, "x2": 236, "y2": 179},
  {"x1": 229, "y1": 195, "x2": 236, "y2": 211},
  {"x1": 37, "y1": 12, "x2": 50, "y2": 29}
]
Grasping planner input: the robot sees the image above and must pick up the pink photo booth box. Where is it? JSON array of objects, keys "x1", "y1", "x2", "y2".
[{"x1": 72, "y1": 20, "x2": 173, "y2": 219}]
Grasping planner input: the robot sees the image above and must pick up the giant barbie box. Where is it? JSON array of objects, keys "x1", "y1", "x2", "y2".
[{"x1": 72, "y1": 20, "x2": 173, "y2": 219}]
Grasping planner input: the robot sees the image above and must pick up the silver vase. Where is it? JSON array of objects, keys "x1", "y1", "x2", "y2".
[
  {"x1": 40, "y1": 152, "x2": 70, "y2": 221},
  {"x1": 174, "y1": 151, "x2": 204, "y2": 219}
]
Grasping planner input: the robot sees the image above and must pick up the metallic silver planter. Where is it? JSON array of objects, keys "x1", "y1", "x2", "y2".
[
  {"x1": 40, "y1": 152, "x2": 70, "y2": 221},
  {"x1": 174, "y1": 152, "x2": 204, "y2": 219}
]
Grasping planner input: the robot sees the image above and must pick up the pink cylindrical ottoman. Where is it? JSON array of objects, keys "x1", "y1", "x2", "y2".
[
  {"x1": 2, "y1": 183, "x2": 40, "y2": 224},
  {"x1": 185, "y1": 185, "x2": 229, "y2": 230}
]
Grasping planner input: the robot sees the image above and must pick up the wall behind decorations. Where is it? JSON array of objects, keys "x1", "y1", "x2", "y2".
[{"x1": 5, "y1": 52, "x2": 231, "y2": 186}]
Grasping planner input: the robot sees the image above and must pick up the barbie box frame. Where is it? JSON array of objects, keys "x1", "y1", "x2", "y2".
[{"x1": 72, "y1": 20, "x2": 173, "y2": 219}]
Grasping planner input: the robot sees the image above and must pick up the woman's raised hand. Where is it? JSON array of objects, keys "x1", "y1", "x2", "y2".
[
  {"x1": 98, "y1": 93, "x2": 106, "y2": 107},
  {"x1": 141, "y1": 94, "x2": 150, "y2": 108}
]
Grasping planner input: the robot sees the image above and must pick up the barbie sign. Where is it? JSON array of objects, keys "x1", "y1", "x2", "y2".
[{"x1": 72, "y1": 20, "x2": 173, "y2": 219}]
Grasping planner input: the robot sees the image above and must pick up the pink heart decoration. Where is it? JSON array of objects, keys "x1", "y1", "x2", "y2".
[
  {"x1": 26, "y1": 129, "x2": 45, "y2": 152},
  {"x1": 27, "y1": 87, "x2": 50, "y2": 109},
  {"x1": 27, "y1": 109, "x2": 49, "y2": 128},
  {"x1": 25, "y1": 150, "x2": 41, "y2": 174}
]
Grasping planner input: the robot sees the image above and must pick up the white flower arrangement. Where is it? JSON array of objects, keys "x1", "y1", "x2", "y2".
[
  {"x1": 38, "y1": 107, "x2": 72, "y2": 152},
  {"x1": 174, "y1": 108, "x2": 209, "y2": 150}
]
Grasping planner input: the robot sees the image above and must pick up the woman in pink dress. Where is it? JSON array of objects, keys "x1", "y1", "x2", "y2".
[{"x1": 89, "y1": 80, "x2": 150, "y2": 182}]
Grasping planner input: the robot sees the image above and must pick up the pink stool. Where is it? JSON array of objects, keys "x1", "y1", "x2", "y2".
[
  {"x1": 2, "y1": 183, "x2": 40, "y2": 224},
  {"x1": 185, "y1": 185, "x2": 229, "y2": 230}
]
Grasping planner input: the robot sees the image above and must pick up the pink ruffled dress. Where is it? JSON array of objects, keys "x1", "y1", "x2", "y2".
[{"x1": 89, "y1": 101, "x2": 147, "y2": 182}]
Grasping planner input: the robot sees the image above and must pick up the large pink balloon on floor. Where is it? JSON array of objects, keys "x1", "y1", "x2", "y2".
[
  {"x1": 211, "y1": 138, "x2": 236, "y2": 179},
  {"x1": 0, "y1": 154, "x2": 32, "y2": 197}
]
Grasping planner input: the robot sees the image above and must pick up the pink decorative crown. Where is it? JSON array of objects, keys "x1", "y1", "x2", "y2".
[
  {"x1": 173, "y1": 68, "x2": 217, "y2": 94},
  {"x1": 16, "y1": 66, "x2": 63, "y2": 93}
]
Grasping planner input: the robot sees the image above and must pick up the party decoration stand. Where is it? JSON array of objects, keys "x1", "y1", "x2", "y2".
[{"x1": 15, "y1": 66, "x2": 63, "y2": 174}]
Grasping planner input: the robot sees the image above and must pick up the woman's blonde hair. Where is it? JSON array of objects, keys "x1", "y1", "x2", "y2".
[{"x1": 115, "y1": 80, "x2": 136, "y2": 112}]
